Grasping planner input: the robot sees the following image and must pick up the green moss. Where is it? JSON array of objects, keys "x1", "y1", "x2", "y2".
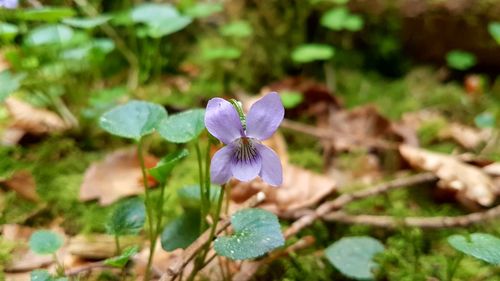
[{"x1": 289, "y1": 148, "x2": 323, "y2": 172}]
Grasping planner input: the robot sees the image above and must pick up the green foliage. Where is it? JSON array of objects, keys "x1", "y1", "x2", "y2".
[
  {"x1": 106, "y1": 198, "x2": 146, "y2": 236},
  {"x1": 18, "y1": 7, "x2": 75, "y2": 21},
  {"x1": 475, "y1": 112, "x2": 496, "y2": 128},
  {"x1": 62, "y1": 16, "x2": 111, "y2": 29},
  {"x1": 291, "y1": 44, "x2": 335, "y2": 63},
  {"x1": 130, "y1": 3, "x2": 192, "y2": 38},
  {"x1": 0, "y1": 70, "x2": 25, "y2": 101},
  {"x1": 29, "y1": 230, "x2": 63, "y2": 255},
  {"x1": 161, "y1": 209, "x2": 202, "y2": 251},
  {"x1": 201, "y1": 46, "x2": 241, "y2": 60},
  {"x1": 104, "y1": 245, "x2": 139, "y2": 268},
  {"x1": 446, "y1": 50, "x2": 477, "y2": 71},
  {"x1": 214, "y1": 208, "x2": 284, "y2": 260},
  {"x1": 99, "y1": 100, "x2": 168, "y2": 140},
  {"x1": 325, "y1": 236, "x2": 384, "y2": 280},
  {"x1": 0, "y1": 22, "x2": 19, "y2": 41},
  {"x1": 488, "y1": 22, "x2": 500, "y2": 44},
  {"x1": 220, "y1": 21, "x2": 253, "y2": 38},
  {"x1": 24, "y1": 24, "x2": 74, "y2": 46},
  {"x1": 158, "y1": 109, "x2": 205, "y2": 143},
  {"x1": 177, "y1": 185, "x2": 222, "y2": 210},
  {"x1": 448, "y1": 233, "x2": 500, "y2": 265},
  {"x1": 30, "y1": 270, "x2": 68, "y2": 281},
  {"x1": 149, "y1": 149, "x2": 189, "y2": 182},
  {"x1": 185, "y1": 2, "x2": 223, "y2": 18},
  {"x1": 280, "y1": 91, "x2": 303, "y2": 109},
  {"x1": 321, "y1": 7, "x2": 364, "y2": 31}
]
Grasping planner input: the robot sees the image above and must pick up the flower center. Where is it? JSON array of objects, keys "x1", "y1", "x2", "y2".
[{"x1": 234, "y1": 137, "x2": 258, "y2": 162}]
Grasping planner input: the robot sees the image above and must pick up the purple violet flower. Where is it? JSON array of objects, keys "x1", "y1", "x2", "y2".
[
  {"x1": 0, "y1": 0, "x2": 18, "y2": 9},
  {"x1": 205, "y1": 92, "x2": 284, "y2": 186}
]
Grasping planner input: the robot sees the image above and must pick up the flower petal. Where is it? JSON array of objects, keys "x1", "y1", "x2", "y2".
[
  {"x1": 205, "y1": 98, "x2": 243, "y2": 144},
  {"x1": 246, "y1": 92, "x2": 284, "y2": 141},
  {"x1": 256, "y1": 143, "x2": 283, "y2": 186},
  {"x1": 210, "y1": 144, "x2": 234, "y2": 184},
  {"x1": 230, "y1": 150, "x2": 262, "y2": 182}
]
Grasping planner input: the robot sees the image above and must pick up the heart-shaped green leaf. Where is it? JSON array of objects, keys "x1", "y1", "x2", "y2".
[
  {"x1": 18, "y1": 7, "x2": 75, "y2": 21},
  {"x1": 62, "y1": 16, "x2": 111, "y2": 29},
  {"x1": 325, "y1": 236, "x2": 384, "y2": 280},
  {"x1": 104, "y1": 245, "x2": 139, "y2": 268},
  {"x1": 161, "y1": 209, "x2": 203, "y2": 251},
  {"x1": 149, "y1": 149, "x2": 189, "y2": 182},
  {"x1": 130, "y1": 3, "x2": 192, "y2": 38},
  {"x1": 99, "y1": 100, "x2": 167, "y2": 140},
  {"x1": 25, "y1": 24, "x2": 74, "y2": 46},
  {"x1": 291, "y1": 44, "x2": 335, "y2": 63},
  {"x1": 321, "y1": 7, "x2": 363, "y2": 31},
  {"x1": 177, "y1": 184, "x2": 221, "y2": 210},
  {"x1": 0, "y1": 70, "x2": 26, "y2": 102},
  {"x1": 158, "y1": 109, "x2": 205, "y2": 143},
  {"x1": 106, "y1": 198, "x2": 146, "y2": 236},
  {"x1": 488, "y1": 22, "x2": 500, "y2": 44},
  {"x1": 448, "y1": 233, "x2": 500, "y2": 265},
  {"x1": 446, "y1": 50, "x2": 476, "y2": 71},
  {"x1": 214, "y1": 208, "x2": 284, "y2": 260},
  {"x1": 29, "y1": 230, "x2": 63, "y2": 255}
]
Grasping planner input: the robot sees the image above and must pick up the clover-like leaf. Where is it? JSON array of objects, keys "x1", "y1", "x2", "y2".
[
  {"x1": 177, "y1": 184, "x2": 221, "y2": 210},
  {"x1": 62, "y1": 16, "x2": 111, "y2": 29},
  {"x1": 99, "y1": 100, "x2": 167, "y2": 140},
  {"x1": 158, "y1": 109, "x2": 205, "y2": 143},
  {"x1": 448, "y1": 233, "x2": 500, "y2": 265},
  {"x1": 29, "y1": 230, "x2": 63, "y2": 255},
  {"x1": 18, "y1": 7, "x2": 75, "y2": 21},
  {"x1": 291, "y1": 44, "x2": 335, "y2": 63},
  {"x1": 106, "y1": 198, "x2": 146, "y2": 236},
  {"x1": 446, "y1": 50, "x2": 476, "y2": 71},
  {"x1": 0, "y1": 70, "x2": 26, "y2": 102},
  {"x1": 104, "y1": 245, "x2": 139, "y2": 268},
  {"x1": 214, "y1": 208, "x2": 284, "y2": 260},
  {"x1": 161, "y1": 209, "x2": 203, "y2": 251},
  {"x1": 149, "y1": 149, "x2": 189, "y2": 182},
  {"x1": 325, "y1": 236, "x2": 384, "y2": 280},
  {"x1": 25, "y1": 24, "x2": 74, "y2": 46}
]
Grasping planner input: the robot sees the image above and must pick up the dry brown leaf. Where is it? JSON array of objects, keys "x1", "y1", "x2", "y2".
[
  {"x1": 399, "y1": 144, "x2": 499, "y2": 206},
  {"x1": 231, "y1": 164, "x2": 336, "y2": 216},
  {"x1": 4, "y1": 97, "x2": 69, "y2": 135},
  {"x1": 484, "y1": 162, "x2": 500, "y2": 176},
  {"x1": 1, "y1": 170, "x2": 39, "y2": 201},
  {"x1": 79, "y1": 148, "x2": 158, "y2": 206},
  {"x1": 440, "y1": 123, "x2": 491, "y2": 149}
]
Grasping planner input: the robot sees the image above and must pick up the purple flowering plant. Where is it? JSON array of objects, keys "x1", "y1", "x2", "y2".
[
  {"x1": 0, "y1": 0, "x2": 18, "y2": 9},
  {"x1": 205, "y1": 92, "x2": 284, "y2": 186},
  {"x1": 99, "y1": 94, "x2": 285, "y2": 280}
]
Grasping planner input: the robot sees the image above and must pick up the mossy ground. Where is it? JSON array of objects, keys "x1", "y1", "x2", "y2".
[{"x1": 1, "y1": 66, "x2": 500, "y2": 280}]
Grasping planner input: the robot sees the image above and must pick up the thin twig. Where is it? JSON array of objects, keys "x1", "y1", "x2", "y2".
[
  {"x1": 324, "y1": 205, "x2": 500, "y2": 228},
  {"x1": 284, "y1": 173, "x2": 437, "y2": 238},
  {"x1": 160, "y1": 192, "x2": 266, "y2": 281}
]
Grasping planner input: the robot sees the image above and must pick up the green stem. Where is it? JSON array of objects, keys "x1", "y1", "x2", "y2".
[
  {"x1": 204, "y1": 140, "x2": 212, "y2": 211},
  {"x1": 114, "y1": 235, "x2": 121, "y2": 255},
  {"x1": 187, "y1": 184, "x2": 226, "y2": 281},
  {"x1": 137, "y1": 139, "x2": 156, "y2": 281},
  {"x1": 195, "y1": 142, "x2": 207, "y2": 233},
  {"x1": 446, "y1": 253, "x2": 463, "y2": 281}
]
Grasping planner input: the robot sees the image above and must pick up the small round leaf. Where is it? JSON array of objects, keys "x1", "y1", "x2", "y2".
[
  {"x1": 29, "y1": 230, "x2": 63, "y2": 255},
  {"x1": 291, "y1": 44, "x2": 335, "y2": 63},
  {"x1": 214, "y1": 208, "x2": 284, "y2": 260},
  {"x1": 446, "y1": 50, "x2": 477, "y2": 71},
  {"x1": 448, "y1": 233, "x2": 500, "y2": 265},
  {"x1": 99, "y1": 100, "x2": 167, "y2": 140},
  {"x1": 25, "y1": 24, "x2": 74, "y2": 46},
  {"x1": 488, "y1": 22, "x2": 500, "y2": 44},
  {"x1": 62, "y1": 16, "x2": 111, "y2": 29},
  {"x1": 149, "y1": 149, "x2": 189, "y2": 182},
  {"x1": 280, "y1": 91, "x2": 303, "y2": 109},
  {"x1": 158, "y1": 109, "x2": 205, "y2": 143},
  {"x1": 325, "y1": 236, "x2": 384, "y2": 280},
  {"x1": 106, "y1": 198, "x2": 146, "y2": 236}
]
